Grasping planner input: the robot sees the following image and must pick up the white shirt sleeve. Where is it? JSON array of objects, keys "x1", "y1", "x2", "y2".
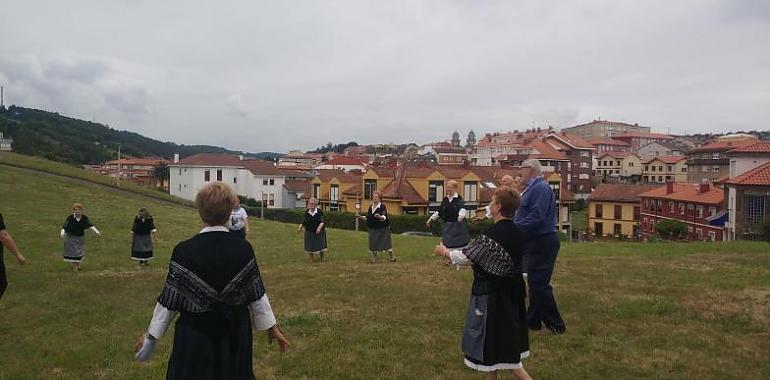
[
  {"x1": 90, "y1": 226, "x2": 101, "y2": 234},
  {"x1": 458, "y1": 208, "x2": 467, "y2": 221},
  {"x1": 484, "y1": 205, "x2": 492, "y2": 219},
  {"x1": 448, "y1": 249, "x2": 471, "y2": 266},
  {"x1": 249, "y1": 294, "x2": 277, "y2": 331},
  {"x1": 147, "y1": 303, "x2": 177, "y2": 339},
  {"x1": 428, "y1": 211, "x2": 440, "y2": 222}
]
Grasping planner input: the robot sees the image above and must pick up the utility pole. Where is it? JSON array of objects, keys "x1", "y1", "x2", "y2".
[{"x1": 117, "y1": 144, "x2": 122, "y2": 187}]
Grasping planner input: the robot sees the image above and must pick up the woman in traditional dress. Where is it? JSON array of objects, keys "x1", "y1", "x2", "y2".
[
  {"x1": 229, "y1": 201, "x2": 249, "y2": 239},
  {"x1": 297, "y1": 197, "x2": 327, "y2": 262},
  {"x1": 426, "y1": 180, "x2": 469, "y2": 250},
  {"x1": 60, "y1": 203, "x2": 100, "y2": 271},
  {"x1": 130, "y1": 207, "x2": 157, "y2": 267},
  {"x1": 134, "y1": 182, "x2": 289, "y2": 380},
  {"x1": 359, "y1": 191, "x2": 396, "y2": 263},
  {"x1": 1, "y1": 212, "x2": 27, "y2": 299},
  {"x1": 434, "y1": 187, "x2": 532, "y2": 380}
]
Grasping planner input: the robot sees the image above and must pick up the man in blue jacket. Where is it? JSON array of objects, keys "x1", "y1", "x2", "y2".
[{"x1": 514, "y1": 159, "x2": 566, "y2": 334}]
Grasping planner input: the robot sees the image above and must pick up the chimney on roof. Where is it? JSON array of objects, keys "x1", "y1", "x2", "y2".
[
  {"x1": 238, "y1": 155, "x2": 244, "y2": 161},
  {"x1": 666, "y1": 181, "x2": 674, "y2": 195},
  {"x1": 173, "y1": 153, "x2": 179, "y2": 163},
  {"x1": 699, "y1": 179, "x2": 710, "y2": 194}
]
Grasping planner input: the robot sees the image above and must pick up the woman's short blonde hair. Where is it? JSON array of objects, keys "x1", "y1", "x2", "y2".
[
  {"x1": 195, "y1": 182, "x2": 238, "y2": 225},
  {"x1": 493, "y1": 186, "x2": 521, "y2": 218},
  {"x1": 446, "y1": 180, "x2": 458, "y2": 189},
  {"x1": 72, "y1": 203, "x2": 83, "y2": 211}
]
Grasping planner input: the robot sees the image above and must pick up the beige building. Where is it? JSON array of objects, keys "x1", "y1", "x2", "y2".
[
  {"x1": 595, "y1": 152, "x2": 642, "y2": 182},
  {"x1": 561, "y1": 120, "x2": 651, "y2": 138},
  {"x1": 642, "y1": 156, "x2": 687, "y2": 183}
]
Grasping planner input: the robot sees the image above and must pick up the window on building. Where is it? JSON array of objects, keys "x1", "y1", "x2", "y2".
[
  {"x1": 645, "y1": 165, "x2": 649, "y2": 171},
  {"x1": 687, "y1": 204, "x2": 694, "y2": 216},
  {"x1": 701, "y1": 166, "x2": 709, "y2": 173},
  {"x1": 712, "y1": 152, "x2": 720, "y2": 159},
  {"x1": 697, "y1": 205, "x2": 704, "y2": 218},
  {"x1": 667, "y1": 165, "x2": 673, "y2": 172},
  {"x1": 614, "y1": 205, "x2": 622, "y2": 219},
  {"x1": 268, "y1": 193, "x2": 275, "y2": 206},
  {"x1": 234, "y1": 177, "x2": 237, "y2": 184},
  {"x1": 708, "y1": 231, "x2": 716, "y2": 241},
  {"x1": 658, "y1": 176, "x2": 663, "y2": 182},
  {"x1": 679, "y1": 203, "x2": 685, "y2": 215},
  {"x1": 651, "y1": 166, "x2": 656, "y2": 172},
  {"x1": 178, "y1": 168, "x2": 182, "y2": 175},
  {"x1": 665, "y1": 176, "x2": 672, "y2": 181},
  {"x1": 709, "y1": 207, "x2": 717, "y2": 216},
  {"x1": 364, "y1": 179, "x2": 377, "y2": 200},
  {"x1": 216, "y1": 169, "x2": 222, "y2": 181},
  {"x1": 669, "y1": 202, "x2": 674, "y2": 213},
  {"x1": 712, "y1": 166, "x2": 720, "y2": 173},
  {"x1": 595, "y1": 204, "x2": 603, "y2": 218},
  {"x1": 629, "y1": 162, "x2": 634, "y2": 167},
  {"x1": 657, "y1": 200, "x2": 662, "y2": 212},
  {"x1": 580, "y1": 151, "x2": 589, "y2": 157},
  {"x1": 269, "y1": 179, "x2": 275, "y2": 186},
  {"x1": 633, "y1": 206, "x2": 640, "y2": 220},
  {"x1": 616, "y1": 160, "x2": 621, "y2": 166},
  {"x1": 643, "y1": 176, "x2": 649, "y2": 182},
  {"x1": 204, "y1": 170, "x2": 210, "y2": 182},
  {"x1": 263, "y1": 179, "x2": 268, "y2": 185},
  {"x1": 463, "y1": 182, "x2": 478, "y2": 202},
  {"x1": 428, "y1": 181, "x2": 444, "y2": 202},
  {"x1": 682, "y1": 167, "x2": 687, "y2": 172},
  {"x1": 330, "y1": 184, "x2": 339, "y2": 202},
  {"x1": 614, "y1": 223, "x2": 622, "y2": 236},
  {"x1": 178, "y1": 184, "x2": 181, "y2": 191},
  {"x1": 594, "y1": 222, "x2": 603, "y2": 235},
  {"x1": 696, "y1": 228, "x2": 703, "y2": 240},
  {"x1": 744, "y1": 194, "x2": 766, "y2": 225},
  {"x1": 313, "y1": 184, "x2": 320, "y2": 199},
  {"x1": 658, "y1": 165, "x2": 663, "y2": 172}
]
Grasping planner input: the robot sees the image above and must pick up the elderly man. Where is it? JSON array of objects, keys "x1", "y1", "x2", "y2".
[{"x1": 514, "y1": 159, "x2": 566, "y2": 334}]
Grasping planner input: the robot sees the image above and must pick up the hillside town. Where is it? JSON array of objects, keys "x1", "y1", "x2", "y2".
[{"x1": 16, "y1": 119, "x2": 759, "y2": 242}]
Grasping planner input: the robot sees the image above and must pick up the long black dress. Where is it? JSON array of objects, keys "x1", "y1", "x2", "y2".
[
  {"x1": 131, "y1": 216, "x2": 156, "y2": 261},
  {"x1": 459, "y1": 220, "x2": 529, "y2": 371},
  {"x1": 156, "y1": 229, "x2": 267, "y2": 380},
  {"x1": 302, "y1": 209, "x2": 327, "y2": 253}
]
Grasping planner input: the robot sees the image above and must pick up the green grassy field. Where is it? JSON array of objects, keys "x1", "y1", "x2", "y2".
[{"x1": 1, "y1": 164, "x2": 770, "y2": 379}]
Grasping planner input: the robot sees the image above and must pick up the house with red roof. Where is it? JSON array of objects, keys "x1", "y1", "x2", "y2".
[
  {"x1": 314, "y1": 155, "x2": 369, "y2": 172},
  {"x1": 90, "y1": 157, "x2": 166, "y2": 188},
  {"x1": 612, "y1": 132, "x2": 674, "y2": 150},
  {"x1": 587, "y1": 183, "x2": 660, "y2": 237},
  {"x1": 686, "y1": 136, "x2": 759, "y2": 183},
  {"x1": 595, "y1": 152, "x2": 642, "y2": 182},
  {"x1": 724, "y1": 161, "x2": 770, "y2": 240},
  {"x1": 642, "y1": 156, "x2": 688, "y2": 183},
  {"x1": 639, "y1": 182, "x2": 726, "y2": 241},
  {"x1": 726, "y1": 141, "x2": 770, "y2": 179},
  {"x1": 169, "y1": 153, "x2": 311, "y2": 208}
]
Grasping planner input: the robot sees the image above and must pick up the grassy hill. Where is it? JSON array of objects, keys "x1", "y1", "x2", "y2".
[
  {"x1": 1, "y1": 162, "x2": 769, "y2": 379},
  {"x1": 0, "y1": 105, "x2": 236, "y2": 164}
]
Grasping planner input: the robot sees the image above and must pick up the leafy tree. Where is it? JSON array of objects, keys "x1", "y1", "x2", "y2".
[
  {"x1": 655, "y1": 219, "x2": 687, "y2": 240},
  {"x1": 152, "y1": 162, "x2": 170, "y2": 189}
]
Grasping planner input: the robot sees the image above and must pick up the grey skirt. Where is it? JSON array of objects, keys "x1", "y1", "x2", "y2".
[
  {"x1": 442, "y1": 221, "x2": 470, "y2": 249},
  {"x1": 368, "y1": 227, "x2": 392, "y2": 251},
  {"x1": 63, "y1": 234, "x2": 86, "y2": 262},
  {"x1": 304, "y1": 229, "x2": 327, "y2": 253},
  {"x1": 131, "y1": 234, "x2": 154, "y2": 260}
]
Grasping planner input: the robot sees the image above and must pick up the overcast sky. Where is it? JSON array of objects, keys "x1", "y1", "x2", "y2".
[{"x1": 1, "y1": 0, "x2": 768, "y2": 152}]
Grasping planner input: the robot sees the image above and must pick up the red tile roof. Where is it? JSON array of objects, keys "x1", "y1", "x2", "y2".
[
  {"x1": 644, "y1": 155, "x2": 686, "y2": 164},
  {"x1": 104, "y1": 157, "x2": 165, "y2": 165},
  {"x1": 283, "y1": 180, "x2": 310, "y2": 193},
  {"x1": 583, "y1": 138, "x2": 631, "y2": 146},
  {"x1": 725, "y1": 161, "x2": 770, "y2": 186},
  {"x1": 598, "y1": 152, "x2": 637, "y2": 159},
  {"x1": 325, "y1": 155, "x2": 369, "y2": 165},
  {"x1": 545, "y1": 132, "x2": 594, "y2": 149},
  {"x1": 687, "y1": 139, "x2": 758, "y2": 153},
  {"x1": 380, "y1": 166, "x2": 428, "y2": 204},
  {"x1": 313, "y1": 169, "x2": 362, "y2": 183},
  {"x1": 526, "y1": 140, "x2": 567, "y2": 160},
  {"x1": 639, "y1": 183, "x2": 724, "y2": 204},
  {"x1": 588, "y1": 184, "x2": 661, "y2": 202},
  {"x1": 727, "y1": 141, "x2": 770, "y2": 154},
  {"x1": 614, "y1": 132, "x2": 674, "y2": 139},
  {"x1": 176, "y1": 153, "x2": 243, "y2": 166},
  {"x1": 433, "y1": 146, "x2": 468, "y2": 154}
]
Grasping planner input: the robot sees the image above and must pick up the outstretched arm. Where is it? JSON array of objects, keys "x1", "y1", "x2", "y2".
[{"x1": 0, "y1": 230, "x2": 25, "y2": 264}]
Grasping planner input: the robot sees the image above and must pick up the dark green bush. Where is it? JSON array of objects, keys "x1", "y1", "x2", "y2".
[{"x1": 655, "y1": 219, "x2": 687, "y2": 240}]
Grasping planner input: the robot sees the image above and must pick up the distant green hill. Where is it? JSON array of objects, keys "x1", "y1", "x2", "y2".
[{"x1": 0, "y1": 105, "x2": 237, "y2": 164}]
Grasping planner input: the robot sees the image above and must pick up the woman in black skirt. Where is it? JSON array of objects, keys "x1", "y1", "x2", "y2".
[
  {"x1": 130, "y1": 207, "x2": 156, "y2": 267},
  {"x1": 60, "y1": 203, "x2": 101, "y2": 271},
  {"x1": 359, "y1": 191, "x2": 396, "y2": 263},
  {"x1": 297, "y1": 197, "x2": 327, "y2": 262},
  {"x1": 434, "y1": 187, "x2": 532, "y2": 380},
  {"x1": 426, "y1": 180, "x2": 469, "y2": 250},
  {"x1": 134, "y1": 182, "x2": 289, "y2": 380}
]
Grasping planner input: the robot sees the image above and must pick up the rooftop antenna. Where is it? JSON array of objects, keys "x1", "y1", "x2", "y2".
[{"x1": 1, "y1": 86, "x2": 4, "y2": 108}]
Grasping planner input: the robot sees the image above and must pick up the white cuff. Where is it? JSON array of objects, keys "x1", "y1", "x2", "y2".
[
  {"x1": 151, "y1": 229, "x2": 157, "y2": 233},
  {"x1": 449, "y1": 249, "x2": 471, "y2": 266},
  {"x1": 249, "y1": 295, "x2": 277, "y2": 331},
  {"x1": 458, "y1": 208, "x2": 468, "y2": 220},
  {"x1": 428, "y1": 211, "x2": 440, "y2": 222},
  {"x1": 484, "y1": 205, "x2": 492, "y2": 219},
  {"x1": 380, "y1": 214, "x2": 387, "y2": 221},
  {"x1": 147, "y1": 303, "x2": 176, "y2": 339},
  {"x1": 90, "y1": 226, "x2": 101, "y2": 235},
  {"x1": 60, "y1": 229, "x2": 66, "y2": 238}
]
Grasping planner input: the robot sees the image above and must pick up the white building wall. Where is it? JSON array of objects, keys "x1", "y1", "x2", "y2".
[{"x1": 730, "y1": 157, "x2": 770, "y2": 178}]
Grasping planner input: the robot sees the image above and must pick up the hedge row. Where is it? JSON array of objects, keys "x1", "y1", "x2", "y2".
[{"x1": 242, "y1": 206, "x2": 495, "y2": 236}]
